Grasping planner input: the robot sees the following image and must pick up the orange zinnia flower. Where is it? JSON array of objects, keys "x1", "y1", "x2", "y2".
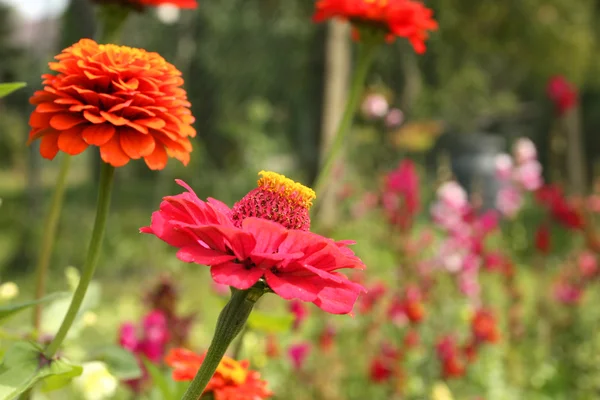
[
  {"x1": 28, "y1": 39, "x2": 196, "y2": 170},
  {"x1": 313, "y1": 0, "x2": 438, "y2": 53},
  {"x1": 165, "y1": 348, "x2": 272, "y2": 400}
]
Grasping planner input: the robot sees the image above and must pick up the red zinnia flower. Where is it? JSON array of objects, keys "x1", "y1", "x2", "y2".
[
  {"x1": 546, "y1": 75, "x2": 578, "y2": 116},
  {"x1": 534, "y1": 223, "x2": 551, "y2": 254},
  {"x1": 313, "y1": 0, "x2": 438, "y2": 53},
  {"x1": 471, "y1": 309, "x2": 500, "y2": 344},
  {"x1": 165, "y1": 348, "x2": 272, "y2": 400},
  {"x1": 142, "y1": 171, "x2": 366, "y2": 314},
  {"x1": 28, "y1": 39, "x2": 195, "y2": 170}
]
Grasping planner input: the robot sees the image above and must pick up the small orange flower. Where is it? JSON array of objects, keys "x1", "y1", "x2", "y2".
[
  {"x1": 165, "y1": 348, "x2": 272, "y2": 400},
  {"x1": 28, "y1": 39, "x2": 196, "y2": 170},
  {"x1": 313, "y1": 0, "x2": 438, "y2": 53}
]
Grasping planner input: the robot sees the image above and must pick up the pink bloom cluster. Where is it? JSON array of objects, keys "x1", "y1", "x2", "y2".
[
  {"x1": 431, "y1": 182, "x2": 499, "y2": 299},
  {"x1": 553, "y1": 250, "x2": 599, "y2": 305},
  {"x1": 382, "y1": 160, "x2": 420, "y2": 231},
  {"x1": 119, "y1": 310, "x2": 170, "y2": 392},
  {"x1": 360, "y1": 92, "x2": 404, "y2": 129},
  {"x1": 495, "y1": 138, "x2": 543, "y2": 218}
]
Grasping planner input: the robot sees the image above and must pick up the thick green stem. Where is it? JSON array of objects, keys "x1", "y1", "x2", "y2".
[
  {"x1": 33, "y1": 155, "x2": 71, "y2": 334},
  {"x1": 44, "y1": 162, "x2": 115, "y2": 358},
  {"x1": 181, "y1": 286, "x2": 265, "y2": 400},
  {"x1": 313, "y1": 33, "x2": 380, "y2": 198}
]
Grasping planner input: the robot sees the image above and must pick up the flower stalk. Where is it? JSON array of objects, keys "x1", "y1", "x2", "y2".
[
  {"x1": 44, "y1": 162, "x2": 115, "y2": 358},
  {"x1": 313, "y1": 29, "x2": 381, "y2": 197},
  {"x1": 32, "y1": 154, "x2": 71, "y2": 334},
  {"x1": 181, "y1": 285, "x2": 266, "y2": 400}
]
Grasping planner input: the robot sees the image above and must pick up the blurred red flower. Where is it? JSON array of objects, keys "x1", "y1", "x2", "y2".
[
  {"x1": 312, "y1": 0, "x2": 438, "y2": 53},
  {"x1": 436, "y1": 335, "x2": 466, "y2": 379},
  {"x1": 288, "y1": 343, "x2": 311, "y2": 370},
  {"x1": 471, "y1": 309, "x2": 500, "y2": 344},
  {"x1": 165, "y1": 348, "x2": 272, "y2": 400},
  {"x1": 547, "y1": 76, "x2": 578, "y2": 116},
  {"x1": 142, "y1": 171, "x2": 366, "y2": 315},
  {"x1": 370, "y1": 358, "x2": 395, "y2": 383},
  {"x1": 534, "y1": 223, "x2": 551, "y2": 254},
  {"x1": 382, "y1": 159, "x2": 420, "y2": 231},
  {"x1": 536, "y1": 185, "x2": 584, "y2": 230},
  {"x1": 28, "y1": 39, "x2": 195, "y2": 170}
]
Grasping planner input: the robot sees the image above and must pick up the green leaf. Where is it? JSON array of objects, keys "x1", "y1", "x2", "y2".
[
  {"x1": 89, "y1": 345, "x2": 142, "y2": 380},
  {"x1": 0, "y1": 341, "x2": 82, "y2": 399},
  {"x1": 0, "y1": 292, "x2": 70, "y2": 325},
  {"x1": 141, "y1": 357, "x2": 173, "y2": 400},
  {"x1": 247, "y1": 310, "x2": 294, "y2": 333},
  {"x1": 0, "y1": 83, "x2": 26, "y2": 98}
]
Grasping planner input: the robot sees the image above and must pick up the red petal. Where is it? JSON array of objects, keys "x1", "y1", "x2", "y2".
[
  {"x1": 210, "y1": 262, "x2": 264, "y2": 290},
  {"x1": 99, "y1": 134, "x2": 130, "y2": 167},
  {"x1": 57, "y1": 127, "x2": 88, "y2": 155},
  {"x1": 39, "y1": 131, "x2": 60, "y2": 159},
  {"x1": 177, "y1": 246, "x2": 236, "y2": 265},
  {"x1": 49, "y1": 114, "x2": 86, "y2": 130},
  {"x1": 82, "y1": 124, "x2": 115, "y2": 146},
  {"x1": 120, "y1": 129, "x2": 155, "y2": 159},
  {"x1": 264, "y1": 271, "x2": 320, "y2": 302},
  {"x1": 144, "y1": 144, "x2": 168, "y2": 170}
]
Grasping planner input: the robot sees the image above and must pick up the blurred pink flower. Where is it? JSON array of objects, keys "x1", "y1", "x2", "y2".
[
  {"x1": 383, "y1": 160, "x2": 420, "y2": 230},
  {"x1": 553, "y1": 281, "x2": 582, "y2": 305},
  {"x1": 578, "y1": 251, "x2": 598, "y2": 278},
  {"x1": 358, "y1": 281, "x2": 387, "y2": 314},
  {"x1": 514, "y1": 160, "x2": 543, "y2": 191},
  {"x1": 496, "y1": 186, "x2": 523, "y2": 218},
  {"x1": 288, "y1": 343, "x2": 311, "y2": 370},
  {"x1": 385, "y1": 108, "x2": 404, "y2": 128},
  {"x1": 495, "y1": 154, "x2": 513, "y2": 180},
  {"x1": 437, "y1": 181, "x2": 469, "y2": 210},
  {"x1": 289, "y1": 300, "x2": 309, "y2": 331},
  {"x1": 513, "y1": 138, "x2": 537, "y2": 165},
  {"x1": 458, "y1": 273, "x2": 480, "y2": 298},
  {"x1": 361, "y1": 93, "x2": 389, "y2": 120},
  {"x1": 351, "y1": 191, "x2": 379, "y2": 219},
  {"x1": 211, "y1": 281, "x2": 231, "y2": 296}
]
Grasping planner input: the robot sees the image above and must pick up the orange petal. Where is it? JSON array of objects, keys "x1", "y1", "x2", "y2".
[
  {"x1": 120, "y1": 129, "x2": 155, "y2": 159},
  {"x1": 36, "y1": 102, "x2": 66, "y2": 113},
  {"x1": 57, "y1": 127, "x2": 88, "y2": 155},
  {"x1": 28, "y1": 127, "x2": 57, "y2": 145},
  {"x1": 39, "y1": 131, "x2": 60, "y2": 159},
  {"x1": 100, "y1": 134, "x2": 130, "y2": 167},
  {"x1": 29, "y1": 111, "x2": 52, "y2": 128},
  {"x1": 83, "y1": 110, "x2": 106, "y2": 124},
  {"x1": 137, "y1": 118, "x2": 166, "y2": 130},
  {"x1": 82, "y1": 124, "x2": 115, "y2": 146},
  {"x1": 49, "y1": 114, "x2": 86, "y2": 130},
  {"x1": 144, "y1": 144, "x2": 168, "y2": 170},
  {"x1": 99, "y1": 111, "x2": 129, "y2": 126}
]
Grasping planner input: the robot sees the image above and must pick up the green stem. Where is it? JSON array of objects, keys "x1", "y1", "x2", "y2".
[
  {"x1": 44, "y1": 162, "x2": 115, "y2": 358},
  {"x1": 181, "y1": 286, "x2": 266, "y2": 400},
  {"x1": 33, "y1": 155, "x2": 71, "y2": 334},
  {"x1": 313, "y1": 32, "x2": 381, "y2": 198}
]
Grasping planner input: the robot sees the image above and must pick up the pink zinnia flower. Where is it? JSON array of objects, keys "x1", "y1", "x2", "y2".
[
  {"x1": 142, "y1": 171, "x2": 366, "y2": 315},
  {"x1": 288, "y1": 343, "x2": 311, "y2": 370},
  {"x1": 514, "y1": 160, "x2": 543, "y2": 191},
  {"x1": 289, "y1": 300, "x2": 309, "y2": 331},
  {"x1": 496, "y1": 186, "x2": 523, "y2": 218},
  {"x1": 494, "y1": 154, "x2": 513, "y2": 181}
]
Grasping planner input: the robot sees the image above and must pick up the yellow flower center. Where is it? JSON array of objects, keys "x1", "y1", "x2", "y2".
[
  {"x1": 216, "y1": 356, "x2": 248, "y2": 385},
  {"x1": 257, "y1": 170, "x2": 316, "y2": 209}
]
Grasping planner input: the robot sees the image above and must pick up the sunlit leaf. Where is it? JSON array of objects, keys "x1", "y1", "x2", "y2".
[
  {"x1": 0, "y1": 341, "x2": 82, "y2": 399},
  {"x1": 0, "y1": 292, "x2": 69, "y2": 325},
  {"x1": 0, "y1": 83, "x2": 26, "y2": 98},
  {"x1": 90, "y1": 345, "x2": 142, "y2": 380},
  {"x1": 247, "y1": 311, "x2": 294, "y2": 333}
]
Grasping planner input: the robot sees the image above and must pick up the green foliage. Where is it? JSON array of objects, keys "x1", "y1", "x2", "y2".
[
  {"x1": 0, "y1": 341, "x2": 82, "y2": 399},
  {"x1": 88, "y1": 345, "x2": 142, "y2": 381},
  {"x1": 247, "y1": 311, "x2": 294, "y2": 333},
  {"x1": 0, "y1": 292, "x2": 68, "y2": 325},
  {"x1": 0, "y1": 82, "x2": 25, "y2": 99}
]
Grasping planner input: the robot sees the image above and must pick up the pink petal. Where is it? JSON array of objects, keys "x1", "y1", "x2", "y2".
[
  {"x1": 314, "y1": 283, "x2": 363, "y2": 314},
  {"x1": 264, "y1": 271, "x2": 320, "y2": 302},
  {"x1": 177, "y1": 246, "x2": 236, "y2": 265},
  {"x1": 141, "y1": 211, "x2": 195, "y2": 248},
  {"x1": 242, "y1": 217, "x2": 288, "y2": 253},
  {"x1": 210, "y1": 262, "x2": 265, "y2": 289}
]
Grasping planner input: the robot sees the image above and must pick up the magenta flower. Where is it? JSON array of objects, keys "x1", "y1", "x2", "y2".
[
  {"x1": 288, "y1": 342, "x2": 311, "y2": 370},
  {"x1": 289, "y1": 300, "x2": 309, "y2": 331},
  {"x1": 142, "y1": 171, "x2": 366, "y2": 315}
]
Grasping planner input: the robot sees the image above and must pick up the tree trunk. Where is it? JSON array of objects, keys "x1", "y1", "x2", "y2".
[{"x1": 316, "y1": 20, "x2": 351, "y2": 229}]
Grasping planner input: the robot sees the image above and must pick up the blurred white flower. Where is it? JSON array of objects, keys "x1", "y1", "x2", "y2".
[
  {"x1": 72, "y1": 362, "x2": 118, "y2": 400},
  {"x1": 494, "y1": 153, "x2": 513, "y2": 181},
  {"x1": 360, "y1": 93, "x2": 389, "y2": 120},
  {"x1": 156, "y1": 4, "x2": 180, "y2": 24},
  {"x1": 0, "y1": 282, "x2": 19, "y2": 300},
  {"x1": 513, "y1": 138, "x2": 537, "y2": 164}
]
